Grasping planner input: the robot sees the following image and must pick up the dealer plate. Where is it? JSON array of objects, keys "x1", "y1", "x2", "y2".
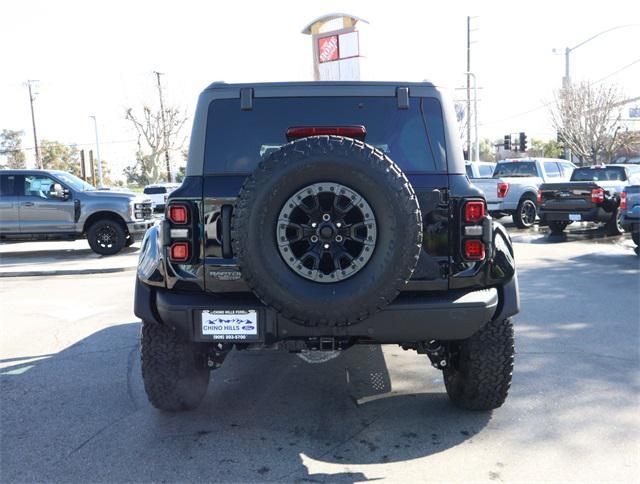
[
  {"x1": 201, "y1": 310, "x2": 258, "y2": 341},
  {"x1": 569, "y1": 214, "x2": 581, "y2": 221}
]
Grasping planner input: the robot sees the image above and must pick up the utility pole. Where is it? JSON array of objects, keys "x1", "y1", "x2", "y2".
[
  {"x1": 90, "y1": 116, "x2": 103, "y2": 187},
  {"x1": 27, "y1": 80, "x2": 41, "y2": 168},
  {"x1": 466, "y1": 16, "x2": 471, "y2": 160},
  {"x1": 154, "y1": 71, "x2": 171, "y2": 182}
]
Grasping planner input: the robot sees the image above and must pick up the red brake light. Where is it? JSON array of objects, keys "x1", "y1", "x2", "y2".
[
  {"x1": 464, "y1": 240, "x2": 485, "y2": 261},
  {"x1": 286, "y1": 126, "x2": 366, "y2": 141},
  {"x1": 464, "y1": 201, "x2": 485, "y2": 223},
  {"x1": 170, "y1": 242, "x2": 189, "y2": 262},
  {"x1": 591, "y1": 188, "x2": 604, "y2": 204},
  {"x1": 497, "y1": 182, "x2": 510, "y2": 198},
  {"x1": 620, "y1": 192, "x2": 627, "y2": 210},
  {"x1": 537, "y1": 190, "x2": 542, "y2": 204},
  {"x1": 168, "y1": 204, "x2": 188, "y2": 224}
]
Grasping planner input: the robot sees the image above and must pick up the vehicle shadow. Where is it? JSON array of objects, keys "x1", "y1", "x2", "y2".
[{"x1": 0, "y1": 325, "x2": 491, "y2": 483}]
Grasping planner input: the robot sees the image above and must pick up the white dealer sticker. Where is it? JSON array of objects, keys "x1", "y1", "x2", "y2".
[{"x1": 201, "y1": 310, "x2": 258, "y2": 339}]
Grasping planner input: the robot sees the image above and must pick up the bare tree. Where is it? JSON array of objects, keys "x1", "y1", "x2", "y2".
[
  {"x1": 124, "y1": 105, "x2": 187, "y2": 185},
  {"x1": 549, "y1": 82, "x2": 628, "y2": 165}
]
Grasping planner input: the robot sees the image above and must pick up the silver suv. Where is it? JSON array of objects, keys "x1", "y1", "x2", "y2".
[{"x1": 0, "y1": 170, "x2": 154, "y2": 255}]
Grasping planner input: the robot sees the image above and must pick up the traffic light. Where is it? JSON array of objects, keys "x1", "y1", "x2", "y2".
[
  {"x1": 519, "y1": 132, "x2": 528, "y2": 152},
  {"x1": 504, "y1": 135, "x2": 511, "y2": 150}
]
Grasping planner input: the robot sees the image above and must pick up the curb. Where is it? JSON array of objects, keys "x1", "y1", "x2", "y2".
[{"x1": 0, "y1": 266, "x2": 137, "y2": 278}]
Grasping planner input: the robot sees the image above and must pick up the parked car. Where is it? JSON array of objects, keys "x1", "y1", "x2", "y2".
[
  {"x1": 538, "y1": 164, "x2": 640, "y2": 235},
  {"x1": 472, "y1": 158, "x2": 576, "y2": 228},
  {"x1": 134, "y1": 81, "x2": 519, "y2": 413},
  {"x1": 143, "y1": 183, "x2": 180, "y2": 212},
  {"x1": 621, "y1": 184, "x2": 640, "y2": 249},
  {"x1": 465, "y1": 160, "x2": 496, "y2": 179},
  {"x1": 0, "y1": 170, "x2": 154, "y2": 254}
]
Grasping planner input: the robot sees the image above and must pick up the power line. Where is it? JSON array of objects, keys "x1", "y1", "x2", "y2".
[
  {"x1": 593, "y1": 58, "x2": 640, "y2": 84},
  {"x1": 0, "y1": 138, "x2": 137, "y2": 155}
]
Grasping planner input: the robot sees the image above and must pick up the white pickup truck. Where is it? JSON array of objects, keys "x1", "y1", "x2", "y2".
[{"x1": 471, "y1": 158, "x2": 576, "y2": 228}]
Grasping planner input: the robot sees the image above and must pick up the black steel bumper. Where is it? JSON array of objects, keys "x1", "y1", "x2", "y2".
[
  {"x1": 134, "y1": 275, "x2": 519, "y2": 344},
  {"x1": 539, "y1": 207, "x2": 611, "y2": 223}
]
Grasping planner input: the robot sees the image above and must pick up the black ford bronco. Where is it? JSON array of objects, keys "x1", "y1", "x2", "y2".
[{"x1": 134, "y1": 81, "x2": 518, "y2": 412}]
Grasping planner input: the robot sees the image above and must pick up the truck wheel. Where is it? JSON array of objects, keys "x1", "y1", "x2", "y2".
[
  {"x1": 513, "y1": 196, "x2": 537, "y2": 229},
  {"x1": 443, "y1": 318, "x2": 514, "y2": 411},
  {"x1": 605, "y1": 208, "x2": 624, "y2": 236},
  {"x1": 87, "y1": 219, "x2": 126, "y2": 255},
  {"x1": 141, "y1": 321, "x2": 209, "y2": 412},
  {"x1": 548, "y1": 221, "x2": 568, "y2": 234},
  {"x1": 632, "y1": 230, "x2": 640, "y2": 246},
  {"x1": 232, "y1": 135, "x2": 422, "y2": 326},
  {"x1": 125, "y1": 235, "x2": 135, "y2": 247}
]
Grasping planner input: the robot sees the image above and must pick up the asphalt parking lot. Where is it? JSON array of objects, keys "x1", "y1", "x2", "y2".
[{"x1": 1, "y1": 221, "x2": 639, "y2": 483}]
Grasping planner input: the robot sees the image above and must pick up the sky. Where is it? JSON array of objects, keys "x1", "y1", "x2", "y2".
[{"x1": 1, "y1": 0, "x2": 639, "y2": 178}]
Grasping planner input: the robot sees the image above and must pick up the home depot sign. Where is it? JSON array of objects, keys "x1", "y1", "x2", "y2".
[{"x1": 317, "y1": 31, "x2": 359, "y2": 63}]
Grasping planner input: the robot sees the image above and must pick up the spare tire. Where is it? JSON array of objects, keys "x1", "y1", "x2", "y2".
[{"x1": 232, "y1": 135, "x2": 423, "y2": 326}]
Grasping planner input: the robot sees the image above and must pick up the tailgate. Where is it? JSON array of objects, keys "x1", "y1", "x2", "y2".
[
  {"x1": 539, "y1": 182, "x2": 597, "y2": 212},
  {"x1": 471, "y1": 178, "x2": 500, "y2": 203}
]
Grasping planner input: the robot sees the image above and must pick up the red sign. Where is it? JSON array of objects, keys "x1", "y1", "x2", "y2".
[{"x1": 318, "y1": 35, "x2": 339, "y2": 63}]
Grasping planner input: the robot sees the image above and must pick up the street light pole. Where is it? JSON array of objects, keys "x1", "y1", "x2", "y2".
[
  {"x1": 90, "y1": 116, "x2": 103, "y2": 187},
  {"x1": 27, "y1": 80, "x2": 41, "y2": 169},
  {"x1": 464, "y1": 72, "x2": 479, "y2": 161},
  {"x1": 154, "y1": 71, "x2": 172, "y2": 182}
]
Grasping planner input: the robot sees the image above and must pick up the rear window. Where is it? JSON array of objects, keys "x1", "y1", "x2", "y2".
[
  {"x1": 493, "y1": 162, "x2": 539, "y2": 178},
  {"x1": 144, "y1": 187, "x2": 167, "y2": 194},
  {"x1": 0, "y1": 175, "x2": 18, "y2": 197},
  {"x1": 204, "y1": 96, "x2": 447, "y2": 174},
  {"x1": 571, "y1": 167, "x2": 627, "y2": 182}
]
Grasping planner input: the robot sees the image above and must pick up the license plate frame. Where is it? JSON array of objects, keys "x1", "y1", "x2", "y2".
[{"x1": 200, "y1": 309, "x2": 260, "y2": 342}]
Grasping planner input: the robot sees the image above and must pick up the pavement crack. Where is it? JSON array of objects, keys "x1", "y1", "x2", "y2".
[{"x1": 126, "y1": 343, "x2": 142, "y2": 410}]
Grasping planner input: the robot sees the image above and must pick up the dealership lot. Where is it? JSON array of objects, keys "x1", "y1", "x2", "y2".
[{"x1": 1, "y1": 225, "x2": 638, "y2": 483}]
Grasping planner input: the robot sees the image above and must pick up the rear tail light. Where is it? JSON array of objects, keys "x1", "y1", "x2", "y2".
[
  {"x1": 536, "y1": 190, "x2": 542, "y2": 204},
  {"x1": 464, "y1": 201, "x2": 485, "y2": 223},
  {"x1": 286, "y1": 125, "x2": 366, "y2": 141},
  {"x1": 168, "y1": 204, "x2": 188, "y2": 224},
  {"x1": 620, "y1": 192, "x2": 627, "y2": 210},
  {"x1": 170, "y1": 242, "x2": 189, "y2": 262},
  {"x1": 464, "y1": 240, "x2": 485, "y2": 261},
  {"x1": 591, "y1": 188, "x2": 604, "y2": 204},
  {"x1": 497, "y1": 183, "x2": 510, "y2": 198}
]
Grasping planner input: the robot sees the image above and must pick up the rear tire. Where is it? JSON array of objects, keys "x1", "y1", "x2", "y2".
[
  {"x1": 141, "y1": 321, "x2": 210, "y2": 412},
  {"x1": 605, "y1": 208, "x2": 624, "y2": 236},
  {"x1": 444, "y1": 318, "x2": 514, "y2": 411},
  {"x1": 513, "y1": 196, "x2": 537, "y2": 229},
  {"x1": 549, "y1": 221, "x2": 568, "y2": 234},
  {"x1": 87, "y1": 219, "x2": 126, "y2": 255}
]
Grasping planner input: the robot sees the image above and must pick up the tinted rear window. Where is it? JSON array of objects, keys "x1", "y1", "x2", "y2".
[
  {"x1": 144, "y1": 187, "x2": 167, "y2": 194},
  {"x1": 571, "y1": 167, "x2": 627, "y2": 182},
  {"x1": 493, "y1": 162, "x2": 538, "y2": 178},
  {"x1": 0, "y1": 175, "x2": 18, "y2": 196},
  {"x1": 204, "y1": 96, "x2": 447, "y2": 174}
]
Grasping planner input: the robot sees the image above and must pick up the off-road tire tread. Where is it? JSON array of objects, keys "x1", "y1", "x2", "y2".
[
  {"x1": 141, "y1": 321, "x2": 209, "y2": 411},
  {"x1": 232, "y1": 135, "x2": 422, "y2": 326},
  {"x1": 444, "y1": 318, "x2": 514, "y2": 411},
  {"x1": 548, "y1": 221, "x2": 567, "y2": 234}
]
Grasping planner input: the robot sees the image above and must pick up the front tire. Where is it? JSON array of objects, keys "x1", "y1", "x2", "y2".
[
  {"x1": 141, "y1": 321, "x2": 210, "y2": 411},
  {"x1": 444, "y1": 318, "x2": 514, "y2": 411},
  {"x1": 513, "y1": 196, "x2": 537, "y2": 229},
  {"x1": 87, "y1": 219, "x2": 126, "y2": 255}
]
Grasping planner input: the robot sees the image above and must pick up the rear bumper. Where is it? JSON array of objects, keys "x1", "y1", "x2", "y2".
[
  {"x1": 487, "y1": 200, "x2": 516, "y2": 213},
  {"x1": 134, "y1": 275, "x2": 519, "y2": 344},
  {"x1": 540, "y1": 206, "x2": 610, "y2": 223}
]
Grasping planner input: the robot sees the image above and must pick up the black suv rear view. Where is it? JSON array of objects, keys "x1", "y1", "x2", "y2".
[{"x1": 135, "y1": 81, "x2": 518, "y2": 412}]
